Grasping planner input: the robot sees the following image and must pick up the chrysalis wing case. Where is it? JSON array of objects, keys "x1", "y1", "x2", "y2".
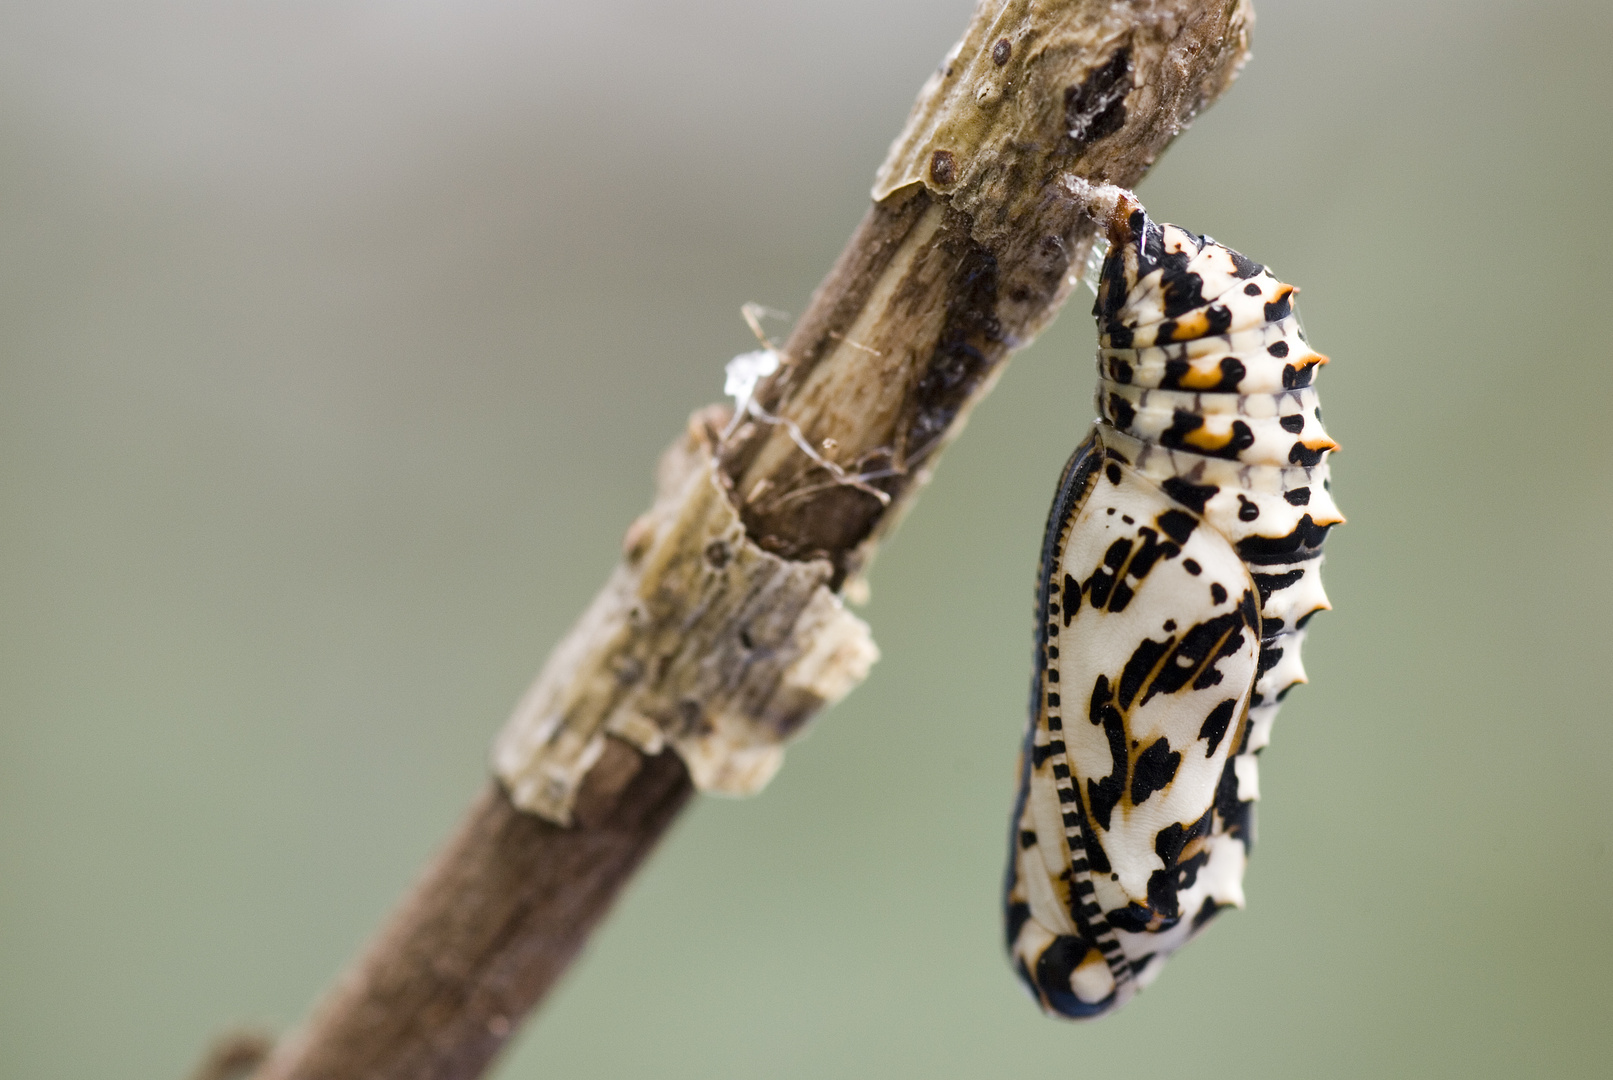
[{"x1": 1004, "y1": 195, "x2": 1341, "y2": 1019}]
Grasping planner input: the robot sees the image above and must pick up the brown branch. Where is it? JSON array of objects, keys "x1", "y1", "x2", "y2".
[
  {"x1": 188, "y1": 1031, "x2": 273, "y2": 1080},
  {"x1": 237, "y1": 3, "x2": 1252, "y2": 1078},
  {"x1": 252, "y1": 750, "x2": 690, "y2": 1080}
]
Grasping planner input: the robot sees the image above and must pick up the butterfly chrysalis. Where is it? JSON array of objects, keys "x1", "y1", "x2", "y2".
[{"x1": 1005, "y1": 194, "x2": 1340, "y2": 1018}]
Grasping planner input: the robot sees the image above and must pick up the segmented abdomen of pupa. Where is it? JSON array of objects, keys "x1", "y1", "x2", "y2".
[
  {"x1": 1094, "y1": 198, "x2": 1340, "y2": 729},
  {"x1": 1004, "y1": 194, "x2": 1341, "y2": 1020}
]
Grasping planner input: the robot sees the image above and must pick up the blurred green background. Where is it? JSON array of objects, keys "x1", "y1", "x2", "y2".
[{"x1": 3, "y1": 1, "x2": 1610, "y2": 1077}]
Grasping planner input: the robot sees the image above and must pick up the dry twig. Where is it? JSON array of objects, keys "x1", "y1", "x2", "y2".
[
  {"x1": 188, "y1": 1031, "x2": 273, "y2": 1080},
  {"x1": 236, "y1": 2, "x2": 1253, "y2": 1077}
]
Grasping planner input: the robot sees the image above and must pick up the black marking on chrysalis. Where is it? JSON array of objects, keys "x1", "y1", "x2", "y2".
[
  {"x1": 1130, "y1": 738, "x2": 1181, "y2": 804},
  {"x1": 1162, "y1": 478, "x2": 1217, "y2": 514},
  {"x1": 1198, "y1": 699, "x2": 1238, "y2": 755}
]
